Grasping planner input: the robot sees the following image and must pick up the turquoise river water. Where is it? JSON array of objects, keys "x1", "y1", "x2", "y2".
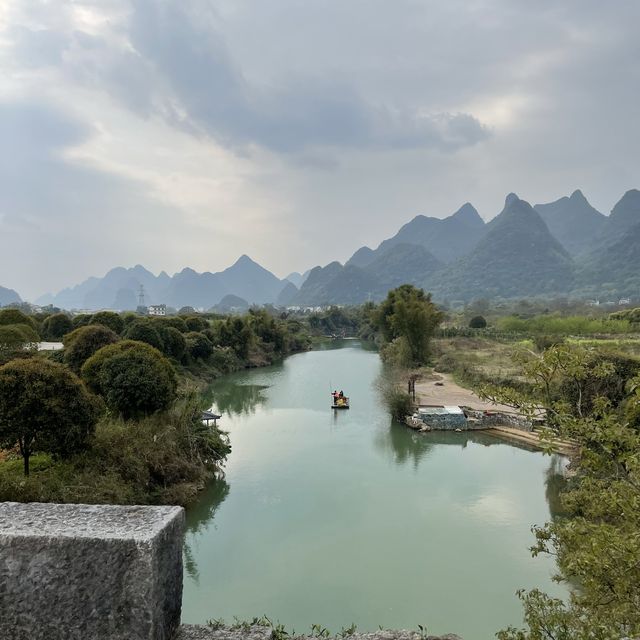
[{"x1": 182, "y1": 340, "x2": 567, "y2": 639}]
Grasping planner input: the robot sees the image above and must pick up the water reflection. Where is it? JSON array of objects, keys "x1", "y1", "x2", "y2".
[
  {"x1": 545, "y1": 455, "x2": 568, "y2": 519},
  {"x1": 183, "y1": 478, "x2": 230, "y2": 583},
  {"x1": 205, "y1": 382, "x2": 268, "y2": 417}
]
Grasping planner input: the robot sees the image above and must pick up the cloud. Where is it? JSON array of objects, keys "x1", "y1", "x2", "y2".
[
  {"x1": 0, "y1": 0, "x2": 638, "y2": 298},
  {"x1": 5, "y1": 1, "x2": 491, "y2": 154}
]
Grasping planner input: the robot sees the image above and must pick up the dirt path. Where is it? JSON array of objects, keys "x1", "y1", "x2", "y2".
[{"x1": 414, "y1": 372, "x2": 518, "y2": 414}]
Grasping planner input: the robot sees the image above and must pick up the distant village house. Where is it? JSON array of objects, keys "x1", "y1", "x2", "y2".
[{"x1": 148, "y1": 304, "x2": 167, "y2": 316}]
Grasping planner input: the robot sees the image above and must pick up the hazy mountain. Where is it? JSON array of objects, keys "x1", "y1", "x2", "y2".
[
  {"x1": 595, "y1": 189, "x2": 640, "y2": 248},
  {"x1": 285, "y1": 271, "x2": 311, "y2": 288},
  {"x1": 37, "y1": 265, "x2": 169, "y2": 310},
  {"x1": 346, "y1": 246, "x2": 377, "y2": 268},
  {"x1": 40, "y1": 255, "x2": 289, "y2": 311},
  {"x1": 366, "y1": 244, "x2": 443, "y2": 292},
  {"x1": 0, "y1": 285, "x2": 21, "y2": 306},
  {"x1": 213, "y1": 294, "x2": 249, "y2": 313},
  {"x1": 576, "y1": 220, "x2": 640, "y2": 296},
  {"x1": 294, "y1": 244, "x2": 443, "y2": 305},
  {"x1": 534, "y1": 189, "x2": 606, "y2": 255},
  {"x1": 376, "y1": 202, "x2": 485, "y2": 263},
  {"x1": 277, "y1": 281, "x2": 299, "y2": 307},
  {"x1": 432, "y1": 195, "x2": 574, "y2": 300}
]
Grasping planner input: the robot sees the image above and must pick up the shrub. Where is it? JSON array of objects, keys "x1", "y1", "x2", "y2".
[
  {"x1": 41, "y1": 313, "x2": 73, "y2": 340},
  {"x1": 123, "y1": 319, "x2": 163, "y2": 350},
  {"x1": 185, "y1": 331, "x2": 214, "y2": 360},
  {"x1": 185, "y1": 316, "x2": 209, "y2": 332},
  {"x1": 82, "y1": 341, "x2": 177, "y2": 419},
  {"x1": 90, "y1": 311, "x2": 124, "y2": 334},
  {"x1": 154, "y1": 324, "x2": 186, "y2": 360},
  {"x1": 0, "y1": 309, "x2": 37, "y2": 330},
  {"x1": 63, "y1": 324, "x2": 120, "y2": 373},
  {"x1": 469, "y1": 315, "x2": 487, "y2": 329},
  {"x1": 72, "y1": 314, "x2": 93, "y2": 328},
  {"x1": 0, "y1": 359, "x2": 100, "y2": 475}
]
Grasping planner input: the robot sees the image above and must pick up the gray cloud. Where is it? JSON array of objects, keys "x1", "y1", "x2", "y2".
[{"x1": 0, "y1": 0, "x2": 638, "y2": 298}]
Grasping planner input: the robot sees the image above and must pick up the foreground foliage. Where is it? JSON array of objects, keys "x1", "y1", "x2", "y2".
[
  {"x1": 0, "y1": 359, "x2": 100, "y2": 475},
  {"x1": 480, "y1": 345, "x2": 640, "y2": 639},
  {"x1": 0, "y1": 391, "x2": 231, "y2": 505}
]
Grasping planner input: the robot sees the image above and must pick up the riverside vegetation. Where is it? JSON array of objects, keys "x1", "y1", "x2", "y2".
[
  {"x1": 363, "y1": 294, "x2": 640, "y2": 640},
  {"x1": 0, "y1": 306, "x2": 311, "y2": 505}
]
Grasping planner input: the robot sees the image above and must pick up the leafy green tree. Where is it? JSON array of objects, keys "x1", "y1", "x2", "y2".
[
  {"x1": 0, "y1": 359, "x2": 100, "y2": 475},
  {"x1": 82, "y1": 340, "x2": 177, "y2": 419},
  {"x1": 468, "y1": 315, "x2": 487, "y2": 329},
  {"x1": 479, "y1": 345, "x2": 640, "y2": 639},
  {"x1": 41, "y1": 313, "x2": 73, "y2": 340},
  {"x1": 155, "y1": 316, "x2": 188, "y2": 333},
  {"x1": 153, "y1": 323, "x2": 186, "y2": 360},
  {"x1": 213, "y1": 317, "x2": 253, "y2": 359},
  {"x1": 185, "y1": 331, "x2": 213, "y2": 360},
  {"x1": 185, "y1": 316, "x2": 209, "y2": 332},
  {"x1": 72, "y1": 313, "x2": 93, "y2": 328},
  {"x1": 0, "y1": 308, "x2": 37, "y2": 330},
  {"x1": 375, "y1": 285, "x2": 443, "y2": 366},
  {"x1": 90, "y1": 311, "x2": 124, "y2": 334},
  {"x1": 63, "y1": 324, "x2": 119, "y2": 373},
  {"x1": 123, "y1": 319, "x2": 163, "y2": 350},
  {"x1": 0, "y1": 324, "x2": 40, "y2": 363}
]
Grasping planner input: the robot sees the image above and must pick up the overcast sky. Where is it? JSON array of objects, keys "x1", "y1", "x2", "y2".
[{"x1": 1, "y1": 0, "x2": 639, "y2": 299}]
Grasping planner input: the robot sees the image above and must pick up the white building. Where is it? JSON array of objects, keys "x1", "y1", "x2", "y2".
[{"x1": 148, "y1": 304, "x2": 167, "y2": 316}]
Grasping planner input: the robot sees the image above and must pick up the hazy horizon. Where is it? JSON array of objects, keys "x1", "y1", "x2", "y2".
[{"x1": 1, "y1": 1, "x2": 639, "y2": 299}]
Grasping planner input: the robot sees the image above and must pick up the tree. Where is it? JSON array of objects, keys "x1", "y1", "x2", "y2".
[
  {"x1": 90, "y1": 311, "x2": 124, "y2": 334},
  {"x1": 469, "y1": 315, "x2": 487, "y2": 329},
  {"x1": 0, "y1": 359, "x2": 99, "y2": 475},
  {"x1": 153, "y1": 323, "x2": 186, "y2": 360},
  {"x1": 479, "y1": 345, "x2": 640, "y2": 639},
  {"x1": 0, "y1": 324, "x2": 40, "y2": 363},
  {"x1": 82, "y1": 340, "x2": 177, "y2": 419},
  {"x1": 185, "y1": 316, "x2": 209, "y2": 332},
  {"x1": 185, "y1": 331, "x2": 213, "y2": 360},
  {"x1": 0, "y1": 308, "x2": 37, "y2": 330},
  {"x1": 63, "y1": 324, "x2": 119, "y2": 373},
  {"x1": 41, "y1": 313, "x2": 73, "y2": 340},
  {"x1": 375, "y1": 285, "x2": 443, "y2": 366},
  {"x1": 123, "y1": 319, "x2": 163, "y2": 350}
]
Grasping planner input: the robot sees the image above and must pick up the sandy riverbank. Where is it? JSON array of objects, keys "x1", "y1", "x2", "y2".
[{"x1": 414, "y1": 372, "x2": 518, "y2": 414}]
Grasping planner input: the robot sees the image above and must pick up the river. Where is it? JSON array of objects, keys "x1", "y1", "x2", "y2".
[{"x1": 182, "y1": 340, "x2": 567, "y2": 639}]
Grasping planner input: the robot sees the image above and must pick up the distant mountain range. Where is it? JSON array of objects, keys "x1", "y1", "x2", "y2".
[
  {"x1": 292, "y1": 188, "x2": 640, "y2": 305},
  {"x1": 36, "y1": 255, "x2": 293, "y2": 311},
  {"x1": 8, "y1": 187, "x2": 638, "y2": 311}
]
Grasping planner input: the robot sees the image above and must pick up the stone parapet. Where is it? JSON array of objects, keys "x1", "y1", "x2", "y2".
[{"x1": 0, "y1": 502, "x2": 184, "y2": 640}]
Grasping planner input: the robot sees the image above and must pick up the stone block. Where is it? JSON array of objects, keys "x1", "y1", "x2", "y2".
[{"x1": 0, "y1": 502, "x2": 184, "y2": 640}]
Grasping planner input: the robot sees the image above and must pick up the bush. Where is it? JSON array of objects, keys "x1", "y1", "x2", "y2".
[
  {"x1": 82, "y1": 341, "x2": 177, "y2": 419},
  {"x1": 90, "y1": 311, "x2": 124, "y2": 334},
  {"x1": 185, "y1": 331, "x2": 214, "y2": 360},
  {"x1": 63, "y1": 324, "x2": 120, "y2": 373},
  {"x1": 42, "y1": 313, "x2": 73, "y2": 340},
  {"x1": 469, "y1": 315, "x2": 487, "y2": 329},
  {"x1": 185, "y1": 316, "x2": 209, "y2": 332},
  {"x1": 123, "y1": 319, "x2": 163, "y2": 350},
  {"x1": 72, "y1": 314, "x2": 93, "y2": 328},
  {"x1": 0, "y1": 359, "x2": 100, "y2": 475},
  {"x1": 156, "y1": 325, "x2": 187, "y2": 360},
  {"x1": 0, "y1": 309, "x2": 37, "y2": 330},
  {"x1": 384, "y1": 386, "x2": 414, "y2": 421}
]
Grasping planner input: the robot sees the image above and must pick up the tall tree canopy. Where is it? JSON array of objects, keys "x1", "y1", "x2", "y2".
[{"x1": 0, "y1": 359, "x2": 100, "y2": 475}]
